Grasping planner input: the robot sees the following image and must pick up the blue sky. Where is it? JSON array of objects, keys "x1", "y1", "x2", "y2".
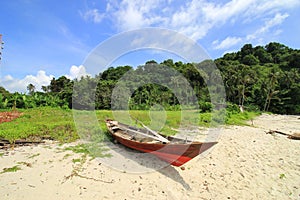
[{"x1": 0, "y1": 0, "x2": 300, "y2": 92}]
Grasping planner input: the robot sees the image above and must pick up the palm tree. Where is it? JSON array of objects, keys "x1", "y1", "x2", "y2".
[
  {"x1": 263, "y1": 71, "x2": 280, "y2": 112},
  {"x1": 27, "y1": 83, "x2": 36, "y2": 95}
]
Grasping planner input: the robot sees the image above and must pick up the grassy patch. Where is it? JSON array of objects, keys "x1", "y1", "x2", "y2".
[
  {"x1": 0, "y1": 107, "x2": 260, "y2": 145},
  {"x1": 64, "y1": 144, "x2": 90, "y2": 154},
  {"x1": 27, "y1": 153, "x2": 40, "y2": 159},
  {"x1": 0, "y1": 152, "x2": 4, "y2": 157},
  {"x1": 0, "y1": 107, "x2": 78, "y2": 144},
  {"x1": 63, "y1": 153, "x2": 72, "y2": 159},
  {"x1": 64, "y1": 143, "x2": 112, "y2": 159},
  {"x1": 72, "y1": 158, "x2": 82, "y2": 163},
  {"x1": 279, "y1": 173, "x2": 286, "y2": 179},
  {"x1": 225, "y1": 111, "x2": 261, "y2": 125},
  {"x1": 1, "y1": 165, "x2": 21, "y2": 174},
  {"x1": 95, "y1": 109, "x2": 260, "y2": 135}
]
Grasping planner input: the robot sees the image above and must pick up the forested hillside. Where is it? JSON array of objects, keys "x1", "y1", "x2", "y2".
[
  {"x1": 215, "y1": 42, "x2": 300, "y2": 114},
  {"x1": 1, "y1": 42, "x2": 299, "y2": 114}
]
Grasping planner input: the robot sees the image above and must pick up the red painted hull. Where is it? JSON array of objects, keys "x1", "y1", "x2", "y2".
[{"x1": 106, "y1": 120, "x2": 217, "y2": 167}]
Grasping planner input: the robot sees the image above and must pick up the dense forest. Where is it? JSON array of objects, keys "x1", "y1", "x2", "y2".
[{"x1": 0, "y1": 42, "x2": 299, "y2": 114}]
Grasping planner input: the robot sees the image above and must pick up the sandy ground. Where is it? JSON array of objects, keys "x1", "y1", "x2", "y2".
[{"x1": 0, "y1": 114, "x2": 299, "y2": 200}]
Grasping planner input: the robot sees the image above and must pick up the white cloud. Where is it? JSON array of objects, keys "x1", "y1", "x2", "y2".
[
  {"x1": 108, "y1": 0, "x2": 166, "y2": 30},
  {"x1": 0, "y1": 70, "x2": 54, "y2": 93},
  {"x1": 80, "y1": 9, "x2": 105, "y2": 23},
  {"x1": 246, "y1": 13, "x2": 289, "y2": 41},
  {"x1": 106, "y1": 0, "x2": 299, "y2": 42},
  {"x1": 2, "y1": 75, "x2": 13, "y2": 81},
  {"x1": 0, "y1": 65, "x2": 90, "y2": 93},
  {"x1": 66, "y1": 65, "x2": 90, "y2": 80},
  {"x1": 213, "y1": 36, "x2": 242, "y2": 50},
  {"x1": 212, "y1": 12, "x2": 289, "y2": 51},
  {"x1": 246, "y1": 0, "x2": 300, "y2": 17}
]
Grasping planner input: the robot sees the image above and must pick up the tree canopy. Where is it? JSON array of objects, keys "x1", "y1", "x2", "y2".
[{"x1": 1, "y1": 42, "x2": 299, "y2": 114}]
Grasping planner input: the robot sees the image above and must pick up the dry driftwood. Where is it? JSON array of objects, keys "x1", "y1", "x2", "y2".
[
  {"x1": 266, "y1": 130, "x2": 300, "y2": 140},
  {"x1": 287, "y1": 132, "x2": 300, "y2": 140},
  {"x1": 0, "y1": 139, "x2": 45, "y2": 149}
]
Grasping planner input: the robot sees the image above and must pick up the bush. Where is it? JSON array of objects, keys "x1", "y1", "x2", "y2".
[
  {"x1": 199, "y1": 101, "x2": 213, "y2": 112},
  {"x1": 226, "y1": 103, "x2": 240, "y2": 114}
]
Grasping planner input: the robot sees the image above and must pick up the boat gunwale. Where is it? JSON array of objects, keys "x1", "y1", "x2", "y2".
[{"x1": 106, "y1": 119, "x2": 214, "y2": 145}]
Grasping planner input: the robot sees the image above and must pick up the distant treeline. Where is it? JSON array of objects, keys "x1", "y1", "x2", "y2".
[{"x1": 0, "y1": 42, "x2": 299, "y2": 114}]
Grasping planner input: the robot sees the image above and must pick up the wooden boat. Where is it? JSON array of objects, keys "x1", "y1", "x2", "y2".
[{"x1": 105, "y1": 119, "x2": 217, "y2": 167}]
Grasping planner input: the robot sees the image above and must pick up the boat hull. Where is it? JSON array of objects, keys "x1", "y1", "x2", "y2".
[
  {"x1": 106, "y1": 120, "x2": 217, "y2": 167},
  {"x1": 113, "y1": 135, "x2": 216, "y2": 166}
]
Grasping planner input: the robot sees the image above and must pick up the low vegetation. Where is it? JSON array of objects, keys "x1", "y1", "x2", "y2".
[
  {"x1": 0, "y1": 107, "x2": 259, "y2": 145},
  {"x1": 0, "y1": 165, "x2": 21, "y2": 174},
  {"x1": 0, "y1": 107, "x2": 78, "y2": 144}
]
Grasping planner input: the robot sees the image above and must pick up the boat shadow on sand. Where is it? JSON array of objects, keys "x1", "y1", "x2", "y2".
[{"x1": 97, "y1": 141, "x2": 192, "y2": 190}]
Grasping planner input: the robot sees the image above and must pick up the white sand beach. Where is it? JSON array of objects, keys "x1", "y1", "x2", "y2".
[{"x1": 0, "y1": 114, "x2": 299, "y2": 200}]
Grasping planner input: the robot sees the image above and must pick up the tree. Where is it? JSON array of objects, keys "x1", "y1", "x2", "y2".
[
  {"x1": 253, "y1": 46, "x2": 273, "y2": 63},
  {"x1": 288, "y1": 52, "x2": 300, "y2": 68},
  {"x1": 236, "y1": 64, "x2": 256, "y2": 107},
  {"x1": 161, "y1": 59, "x2": 174, "y2": 68},
  {"x1": 73, "y1": 76, "x2": 97, "y2": 109},
  {"x1": 242, "y1": 54, "x2": 259, "y2": 66},
  {"x1": 27, "y1": 83, "x2": 35, "y2": 95},
  {"x1": 49, "y1": 76, "x2": 73, "y2": 108},
  {"x1": 0, "y1": 86, "x2": 9, "y2": 97},
  {"x1": 223, "y1": 52, "x2": 237, "y2": 61},
  {"x1": 49, "y1": 76, "x2": 72, "y2": 93},
  {"x1": 263, "y1": 70, "x2": 280, "y2": 112},
  {"x1": 100, "y1": 66, "x2": 132, "y2": 81},
  {"x1": 240, "y1": 44, "x2": 253, "y2": 57},
  {"x1": 265, "y1": 42, "x2": 290, "y2": 64},
  {"x1": 145, "y1": 60, "x2": 157, "y2": 65},
  {"x1": 41, "y1": 85, "x2": 50, "y2": 93},
  {"x1": 1, "y1": 43, "x2": 299, "y2": 114}
]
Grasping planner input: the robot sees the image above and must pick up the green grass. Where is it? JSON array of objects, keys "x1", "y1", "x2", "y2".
[
  {"x1": 72, "y1": 158, "x2": 82, "y2": 163},
  {"x1": 27, "y1": 153, "x2": 40, "y2": 159},
  {"x1": 0, "y1": 107, "x2": 78, "y2": 144},
  {"x1": 0, "y1": 165, "x2": 21, "y2": 174},
  {"x1": 64, "y1": 144, "x2": 90, "y2": 154},
  {"x1": 0, "y1": 107, "x2": 260, "y2": 144},
  {"x1": 63, "y1": 153, "x2": 72, "y2": 159},
  {"x1": 279, "y1": 173, "x2": 286, "y2": 179},
  {"x1": 225, "y1": 111, "x2": 261, "y2": 125},
  {"x1": 64, "y1": 143, "x2": 112, "y2": 158}
]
